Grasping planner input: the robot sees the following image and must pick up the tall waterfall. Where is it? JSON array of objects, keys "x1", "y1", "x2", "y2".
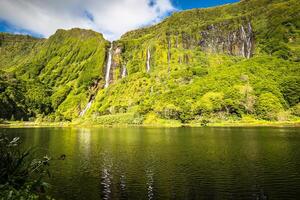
[
  {"x1": 246, "y1": 22, "x2": 253, "y2": 59},
  {"x1": 79, "y1": 99, "x2": 93, "y2": 117},
  {"x1": 240, "y1": 23, "x2": 253, "y2": 59},
  {"x1": 80, "y1": 43, "x2": 113, "y2": 117},
  {"x1": 146, "y1": 47, "x2": 151, "y2": 73},
  {"x1": 104, "y1": 43, "x2": 113, "y2": 88}
]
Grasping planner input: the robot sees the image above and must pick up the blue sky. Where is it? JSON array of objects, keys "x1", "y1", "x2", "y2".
[
  {"x1": 0, "y1": 0, "x2": 239, "y2": 40},
  {"x1": 172, "y1": 0, "x2": 239, "y2": 10},
  {"x1": 0, "y1": 20, "x2": 43, "y2": 37}
]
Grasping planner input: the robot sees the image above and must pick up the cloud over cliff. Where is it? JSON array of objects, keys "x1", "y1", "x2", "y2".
[{"x1": 0, "y1": 0, "x2": 175, "y2": 40}]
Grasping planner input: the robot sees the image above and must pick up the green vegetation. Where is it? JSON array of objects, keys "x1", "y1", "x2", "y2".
[
  {"x1": 0, "y1": 134, "x2": 56, "y2": 199},
  {"x1": 0, "y1": 29, "x2": 108, "y2": 121},
  {"x1": 0, "y1": 0, "x2": 299, "y2": 126}
]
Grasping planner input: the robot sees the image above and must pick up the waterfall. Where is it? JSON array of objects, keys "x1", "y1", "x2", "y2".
[
  {"x1": 121, "y1": 65, "x2": 127, "y2": 78},
  {"x1": 80, "y1": 43, "x2": 113, "y2": 117},
  {"x1": 146, "y1": 47, "x2": 151, "y2": 73},
  {"x1": 240, "y1": 23, "x2": 253, "y2": 59},
  {"x1": 104, "y1": 43, "x2": 113, "y2": 88},
  {"x1": 246, "y1": 22, "x2": 253, "y2": 59},
  {"x1": 79, "y1": 99, "x2": 93, "y2": 117},
  {"x1": 241, "y1": 25, "x2": 246, "y2": 57},
  {"x1": 167, "y1": 37, "x2": 171, "y2": 73}
]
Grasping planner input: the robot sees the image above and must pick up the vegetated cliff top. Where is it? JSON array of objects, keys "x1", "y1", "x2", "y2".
[
  {"x1": 0, "y1": 33, "x2": 43, "y2": 71},
  {"x1": 0, "y1": 28, "x2": 105, "y2": 47},
  {"x1": 118, "y1": 0, "x2": 299, "y2": 62},
  {"x1": 0, "y1": 32, "x2": 42, "y2": 45},
  {"x1": 121, "y1": 0, "x2": 299, "y2": 39},
  {"x1": 51, "y1": 28, "x2": 105, "y2": 41},
  {"x1": 0, "y1": 27, "x2": 109, "y2": 120},
  {"x1": 0, "y1": 28, "x2": 108, "y2": 70},
  {"x1": 1, "y1": 0, "x2": 299, "y2": 46}
]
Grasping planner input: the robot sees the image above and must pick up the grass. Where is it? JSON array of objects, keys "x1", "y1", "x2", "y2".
[{"x1": 1, "y1": 118, "x2": 299, "y2": 128}]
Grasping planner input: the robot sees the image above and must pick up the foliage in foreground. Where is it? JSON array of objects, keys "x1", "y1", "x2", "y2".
[{"x1": 0, "y1": 134, "x2": 59, "y2": 199}]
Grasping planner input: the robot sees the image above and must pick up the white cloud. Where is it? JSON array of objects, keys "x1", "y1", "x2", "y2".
[{"x1": 0, "y1": 0, "x2": 175, "y2": 40}]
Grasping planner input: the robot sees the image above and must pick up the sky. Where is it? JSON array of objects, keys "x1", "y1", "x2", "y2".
[{"x1": 0, "y1": 0, "x2": 239, "y2": 41}]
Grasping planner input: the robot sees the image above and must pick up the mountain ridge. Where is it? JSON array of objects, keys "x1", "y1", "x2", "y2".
[{"x1": 0, "y1": 0, "x2": 299, "y2": 125}]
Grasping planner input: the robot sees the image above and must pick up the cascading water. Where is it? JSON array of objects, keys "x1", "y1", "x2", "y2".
[
  {"x1": 241, "y1": 25, "x2": 246, "y2": 58},
  {"x1": 246, "y1": 22, "x2": 253, "y2": 59},
  {"x1": 240, "y1": 23, "x2": 253, "y2": 59},
  {"x1": 146, "y1": 47, "x2": 151, "y2": 73},
  {"x1": 167, "y1": 37, "x2": 171, "y2": 73},
  {"x1": 80, "y1": 43, "x2": 113, "y2": 117},
  {"x1": 121, "y1": 65, "x2": 127, "y2": 78},
  {"x1": 104, "y1": 43, "x2": 113, "y2": 88},
  {"x1": 79, "y1": 99, "x2": 93, "y2": 117}
]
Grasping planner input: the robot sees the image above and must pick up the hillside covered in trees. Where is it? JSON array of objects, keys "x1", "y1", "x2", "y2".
[{"x1": 0, "y1": 0, "x2": 299, "y2": 126}]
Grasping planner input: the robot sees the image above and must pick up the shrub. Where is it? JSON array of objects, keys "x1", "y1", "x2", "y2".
[
  {"x1": 153, "y1": 102, "x2": 182, "y2": 120},
  {"x1": 277, "y1": 111, "x2": 291, "y2": 121},
  {"x1": 0, "y1": 134, "x2": 64, "y2": 199},
  {"x1": 291, "y1": 103, "x2": 300, "y2": 117},
  {"x1": 281, "y1": 76, "x2": 300, "y2": 107},
  {"x1": 51, "y1": 85, "x2": 72, "y2": 109},
  {"x1": 237, "y1": 85, "x2": 256, "y2": 114},
  {"x1": 193, "y1": 92, "x2": 224, "y2": 114},
  {"x1": 255, "y1": 93, "x2": 283, "y2": 120},
  {"x1": 94, "y1": 113, "x2": 143, "y2": 125}
]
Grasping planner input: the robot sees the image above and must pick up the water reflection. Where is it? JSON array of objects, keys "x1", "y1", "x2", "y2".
[
  {"x1": 78, "y1": 128, "x2": 91, "y2": 157},
  {"x1": 119, "y1": 174, "x2": 127, "y2": 199},
  {"x1": 100, "y1": 151, "x2": 113, "y2": 200},
  {"x1": 146, "y1": 169, "x2": 154, "y2": 200},
  {"x1": 101, "y1": 168, "x2": 112, "y2": 200},
  {"x1": 1, "y1": 127, "x2": 299, "y2": 200}
]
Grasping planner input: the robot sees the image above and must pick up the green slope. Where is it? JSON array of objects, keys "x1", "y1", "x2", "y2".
[
  {"x1": 0, "y1": 0, "x2": 299, "y2": 125},
  {"x1": 0, "y1": 33, "x2": 43, "y2": 71},
  {"x1": 0, "y1": 28, "x2": 108, "y2": 120},
  {"x1": 88, "y1": 0, "x2": 300, "y2": 124}
]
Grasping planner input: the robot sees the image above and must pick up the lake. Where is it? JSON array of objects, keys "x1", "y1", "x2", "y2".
[{"x1": 1, "y1": 127, "x2": 300, "y2": 199}]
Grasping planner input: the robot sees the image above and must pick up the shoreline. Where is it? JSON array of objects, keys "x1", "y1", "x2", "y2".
[{"x1": 1, "y1": 120, "x2": 300, "y2": 128}]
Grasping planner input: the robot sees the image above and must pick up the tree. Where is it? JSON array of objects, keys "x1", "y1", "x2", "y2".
[
  {"x1": 154, "y1": 102, "x2": 182, "y2": 120},
  {"x1": 281, "y1": 76, "x2": 300, "y2": 107},
  {"x1": 193, "y1": 92, "x2": 224, "y2": 114},
  {"x1": 238, "y1": 84, "x2": 256, "y2": 114},
  {"x1": 291, "y1": 103, "x2": 300, "y2": 117},
  {"x1": 255, "y1": 93, "x2": 283, "y2": 120}
]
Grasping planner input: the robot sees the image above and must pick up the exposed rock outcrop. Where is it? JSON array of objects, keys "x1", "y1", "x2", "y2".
[
  {"x1": 199, "y1": 22, "x2": 254, "y2": 58},
  {"x1": 112, "y1": 46, "x2": 125, "y2": 79}
]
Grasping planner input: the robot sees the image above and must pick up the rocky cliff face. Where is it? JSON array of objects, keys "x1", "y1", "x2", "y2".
[
  {"x1": 107, "y1": 45, "x2": 123, "y2": 84},
  {"x1": 199, "y1": 22, "x2": 254, "y2": 58},
  {"x1": 99, "y1": 44, "x2": 129, "y2": 87},
  {"x1": 109, "y1": 21, "x2": 255, "y2": 87},
  {"x1": 103, "y1": 20, "x2": 256, "y2": 89}
]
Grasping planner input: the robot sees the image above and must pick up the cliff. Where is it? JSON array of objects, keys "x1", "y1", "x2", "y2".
[{"x1": 0, "y1": 0, "x2": 299, "y2": 124}]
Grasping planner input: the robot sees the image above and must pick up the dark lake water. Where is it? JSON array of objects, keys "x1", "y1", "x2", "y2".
[{"x1": 1, "y1": 127, "x2": 300, "y2": 199}]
